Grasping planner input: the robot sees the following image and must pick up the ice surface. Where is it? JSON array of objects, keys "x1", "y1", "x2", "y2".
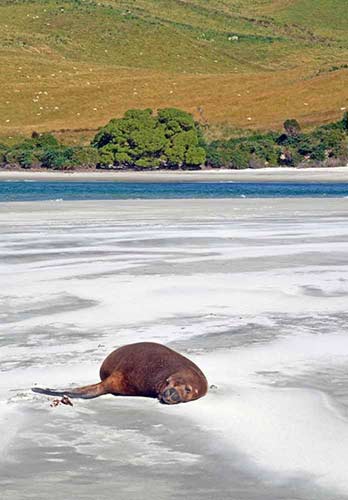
[{"x1": 1, "y1": 199, "x2": 348, "y2": 500}]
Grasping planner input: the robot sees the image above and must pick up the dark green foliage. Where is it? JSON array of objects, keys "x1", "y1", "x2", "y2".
[
  {"x1": 92, "y1": 108, "x2": 206, "y2": 169},
  {"x1": 205, "y1": 133, "x2": 282, "y2": 169},
  {"x1": 342, "y1": 112, "x2": 348, "y2": 131},
  {"x1": 17, "y1": 149, "x2": 41, "y2": 169},
  {"x1": 291, "y1": 124, "x2": 348, "y2": 163},
  {"x1": 185, "y1": 146, "x2": 206, "y2": 167},
  {"x1": 157, "y1": 108, "x2": 196, "y2": 133},
  {"x1": 1, "y1": 111, "x2": 348, "y2": 171},
  {"x1": 1, "y1": 132, "x2": 99, "y2": 170},
  {"x1": 70, "y1": 147, "x2": 100, "y2": 168},
  {"x1": 40, "y1": 146, "x2": 73, "y2": 170},
  {"x1": 34, "y1": 133, "x2": 60, "y2": 149},
  {"x1": 0, "y1": 143, "x2": 7, "y2": 164},
  {"x1": 206, "y1": 113, "x2": 348, "y2": 169},
  {"x1": 204, "y1": 144, "x2": 223, "y2": 168},
  {"x1": 5, "y1": 138, "x2": 40, "y2": 168},
  {"x1": 283, "y1": 119, "x2": 301, "y2": 137},
  {"x1": 279, "y1": 147, "x2": 302, "y2": 166}
]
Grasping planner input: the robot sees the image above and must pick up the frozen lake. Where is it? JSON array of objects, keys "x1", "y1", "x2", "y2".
[{"x1": 1, "y1": 198, "x2": 348, "y2": 500}]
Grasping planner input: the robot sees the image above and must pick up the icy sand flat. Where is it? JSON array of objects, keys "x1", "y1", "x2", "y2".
[{"x1": 1, "y1": 199, "x2": 348, "y2": 500}]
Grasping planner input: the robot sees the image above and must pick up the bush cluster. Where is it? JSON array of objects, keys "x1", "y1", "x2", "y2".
[
  {"x1": 1, "y1": 110, "x2": 347, "y2": 171},
  {"x1": 205, "y1": 114, "x2": 348, "y2": 169},
  {"x1": 1, "y1": 132, "x2": 99, "y2": 170},
  {"x1": 92, "y1": 108, "x2": 206, "y2": 169}
]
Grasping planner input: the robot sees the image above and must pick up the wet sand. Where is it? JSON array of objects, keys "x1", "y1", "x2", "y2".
[
  {"x1": 1, "y1": 199, "x2": 348, "y2": 500},
  {"x1": 1, "y1": 166, "x2": 348, "y2": 183}
]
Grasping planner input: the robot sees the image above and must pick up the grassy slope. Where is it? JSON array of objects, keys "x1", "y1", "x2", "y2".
[{"x1": 0, "y1": 0, "x2": 347, "y2": 142}]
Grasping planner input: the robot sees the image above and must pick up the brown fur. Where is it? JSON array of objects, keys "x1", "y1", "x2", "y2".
[{"x1": 32, "y1": 342, "x2": 208, "y2": 405}]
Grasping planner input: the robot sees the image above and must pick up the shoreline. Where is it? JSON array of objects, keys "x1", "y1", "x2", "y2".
[{"x1": 1, "y1": 166, "x2": 348, "y2": 183}]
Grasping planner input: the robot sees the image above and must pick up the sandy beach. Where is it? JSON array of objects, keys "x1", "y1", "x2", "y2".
[
  {"x1": 1, "y1": 198, "x2": 348, "y2": 500},
  {"x1": 1, "y1": 166, "x2": 348, "y2": 183}
]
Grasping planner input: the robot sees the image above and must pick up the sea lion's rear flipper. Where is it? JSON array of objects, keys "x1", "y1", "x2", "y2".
[{"x1": 32, "y1": 381, "x2": 107, "y2": 399}]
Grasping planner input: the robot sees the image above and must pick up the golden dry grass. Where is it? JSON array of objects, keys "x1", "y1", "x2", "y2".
[{"x1": 0, "y1": 0, "x2": 348, "y2": 142}]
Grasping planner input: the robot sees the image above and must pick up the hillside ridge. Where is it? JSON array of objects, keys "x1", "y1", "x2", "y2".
[{"x1": 1, "y1": 0, "x2": 347, "y2": 141}]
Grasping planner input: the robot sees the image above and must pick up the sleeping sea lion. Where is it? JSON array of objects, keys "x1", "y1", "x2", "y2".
[{"x1": 32, "y1": 341, "x2": 208, "y2": 405}]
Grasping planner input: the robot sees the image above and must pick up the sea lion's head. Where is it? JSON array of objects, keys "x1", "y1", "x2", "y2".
[{"x1": 159, "y1": 369, "x2": 207, "y2": 405}]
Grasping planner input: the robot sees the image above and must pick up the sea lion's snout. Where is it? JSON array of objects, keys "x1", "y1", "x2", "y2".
[{"x1": 160, "y1": 387, "x2": 181, "y2": 404}]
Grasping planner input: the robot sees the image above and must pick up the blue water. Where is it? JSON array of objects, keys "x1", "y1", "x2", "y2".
[{"x1": 1, "y1": 181, "x2": 348, "y2": 202}]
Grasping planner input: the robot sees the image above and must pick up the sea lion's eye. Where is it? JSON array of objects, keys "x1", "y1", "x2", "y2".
[{"x1": 185, "y1": 386, "x2": 191, "y2": 394}]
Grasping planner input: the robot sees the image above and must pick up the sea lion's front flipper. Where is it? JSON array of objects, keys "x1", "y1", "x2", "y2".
[{"x1": 32, "y1": 381, "x2": 107, "y2": 399}]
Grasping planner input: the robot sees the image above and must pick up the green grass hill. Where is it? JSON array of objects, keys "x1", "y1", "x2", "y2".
[{"x1": 1, "y1": 0, "x2": 348, "y2": 142}]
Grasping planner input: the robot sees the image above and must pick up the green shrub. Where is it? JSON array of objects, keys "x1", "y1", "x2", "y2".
[
  {"x1": 1, "y1": 111, "x2": 347, "y2": 171},
  {"x1": 70, "y1": 147, "x2": 99, "y2": 168},
  {"x1": 343, "y1": 111, "x2": 348, "y2": 131},
  {"x1": 5, "y1": 142, "x2": 39, "y2": 167},
  {"x1": 98, "y1": 148, "x2": 115, "y2": 168},
  {"x1": 205, "y1": 144, "x2": 224, "y2": 168},
  {"x1": 157, "y1": 108, "x2": 196, "y2": 132},
  {"x1": 228, "y1": 148, "x2": 250, "y2": 169},
  {"x1": 41, "y1": 147, "x2": 74, "y2": 169},
  {"x1": 185, "y1": 146, "x2": 206, "y2": 167},
  {"x1": 134, "y1": 157, "x2": 161, "y2": 169},
  {"x1": 33, "y1": 132, "x2": 59, "y2": 149},
  {"x1": 283, "y1": 119, "x2": 301, "y2": 137},
  {"x1": 0, "y1": 143, "x2": 8, "y2": 164},
  {"x1": 92, "y1": 107, "x2": 206, "y2": 169},
  {"x1": 17, "y1": 149, "x2": 41, "y2": 169}
]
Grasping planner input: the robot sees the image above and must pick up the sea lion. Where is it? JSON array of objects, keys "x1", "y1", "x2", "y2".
[{"x1": 32, "y1": 342, "x2": 208, "y2": 405}]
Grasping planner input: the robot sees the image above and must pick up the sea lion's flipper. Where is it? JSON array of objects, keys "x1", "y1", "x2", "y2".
[{"x1": 32, "y1": 381, "x2": 107, "y2": 399}]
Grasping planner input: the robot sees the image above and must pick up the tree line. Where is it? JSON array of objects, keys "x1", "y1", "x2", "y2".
[{"x1": 1, "y1": 108, "x2": 348, "y2": 170}]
